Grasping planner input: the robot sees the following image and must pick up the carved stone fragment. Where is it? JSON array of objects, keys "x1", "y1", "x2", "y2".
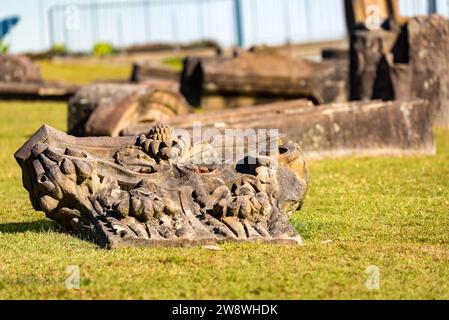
[
  {"x1": 0, "y1": 54, "x2": 79, "y2": 100},
  {"x1": 350, "y1": 15, "x2": 449, "y2": 128},
  {"x1": 68, "y1": 83, "x2": 191, "y2": 137},
  {"x1": 124, "y1": 99, "x2": 435, "y2": 160},
  {"x1": 15, "y1": 124, "x2": 308, "y2": 248},
  {"x1": 0, "y1": 81, "x2": 80, "y2": 100},
  {"x1": 0, "y1": 54, "x2": 41, "y2": 83},
  {"x1": 180, "y1": 51, "x2": 348, "y2": 110},
  {"x1": 407, "y1": 16, "x2": 449, "y2": 129},
  {"x1": 344, "y1": 0, "x2": 405, "y2": 31},
  {"x1": 130, "y1": 61, "x2": 180, "y2": 82}
]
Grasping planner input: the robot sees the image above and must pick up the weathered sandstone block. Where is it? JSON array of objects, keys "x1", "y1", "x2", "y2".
[
  {"x1": 68, "y1": 83, "x2": 190, "y2": 137},
  {"x1": 124, "y1": 99, "x2": 435, "y2": 160},
  {"x1": 0, "y1": 81, "x2": 79, "y2": 100},
  {"x1": 0, "y1": 54, "x2": 41, "y2": 83},
  {"x1": 0, "y1": 54, "x2": 79, "y2": 100},
  {"x1": 350, "y1": 15, "x2": 449, "y2": 128},
  {"x1": 130, "y1": 61, "x2": 180, "y2": 82},
  {"x1": 181, "y1": 51, "x2": 348, "y2": 110}
]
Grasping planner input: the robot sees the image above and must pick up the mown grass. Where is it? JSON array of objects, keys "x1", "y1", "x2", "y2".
[
  {"x1": 36, "y1": 60, "x2": 131, "y2": 84},
  {"x1": 0, "y1": 100, "x2": 448, "y2": 300}
]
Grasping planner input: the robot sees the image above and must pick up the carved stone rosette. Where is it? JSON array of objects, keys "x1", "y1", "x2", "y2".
[{"x1": 15, "y1": 124, "x2": 308, "y2": 248}]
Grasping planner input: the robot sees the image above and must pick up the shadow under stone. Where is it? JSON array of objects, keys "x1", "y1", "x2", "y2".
[{"x1": 0, "y1": 219, "x2": 59, "y2": 234}]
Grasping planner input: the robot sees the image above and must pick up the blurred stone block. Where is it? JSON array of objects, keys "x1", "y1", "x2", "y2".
[
  {"x1": 68, "y1": 83, "x2": 190, "y2": 137},
  {"x1": 0, "y1": 54, "x2": 79, "y2": 100},
  {"x1": 125, "y1": 99, "x2": 435, "y2": 160},
  {"x1": 350, "y1": 15, "x2": 449, "y2": 128},
  {"x1": 130, "y1": 61, "x2": 180, "y2": 82},
  {"x1": 181, "y1": 51, "x2": 348, "y2": 110},
  {"x1": 0, "y1": 54, "x2": 41, "y2": 83}
]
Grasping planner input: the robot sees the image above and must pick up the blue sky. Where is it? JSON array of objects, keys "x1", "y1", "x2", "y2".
[{"x1": 0, "y1": 0, "x2": 443, "y2": 53}]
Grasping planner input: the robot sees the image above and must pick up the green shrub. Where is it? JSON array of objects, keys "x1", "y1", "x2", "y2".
[
  {"x1": 92, "y1": 42, "x2": 115, "y2": 57},
  {"x1": 162, "y1": 56, "x2": 184, "y2": 72},
  {"x1": 51, "y1": 43, "x2": 67, "y2": 55},
  {"x1": 0, "y1": 42, "x2": 9, "y2": 54},
  {"x1": 0, "y1": 42, "x2": 8, "y2": 54}
]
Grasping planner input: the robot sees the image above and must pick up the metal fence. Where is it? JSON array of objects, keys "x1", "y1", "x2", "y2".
[
  {"x1": 47, "y1": 0, "x2": 449, "y2": 52},
  {"x1": 48, "y1": 0, "x2": 347, "y2": 51},
  {"x1": 49, "y1": 0, "x2": 235, "y2": 51}
]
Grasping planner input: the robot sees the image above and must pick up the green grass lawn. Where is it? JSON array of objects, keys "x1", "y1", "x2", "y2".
[
  {"x1": 36, "y1": 56, "x2": 180, "y2": 85},
  {"x1": 0, "y1": 100, "x2": 448, "y2": 300},
  {"x1": 36, "y1": 60, "x2": 131, "y2": 84}
]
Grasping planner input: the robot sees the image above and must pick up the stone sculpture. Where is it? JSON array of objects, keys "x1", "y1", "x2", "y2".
[{"x1": 15, "y1": 124, "x2": 308, "y2": 248}]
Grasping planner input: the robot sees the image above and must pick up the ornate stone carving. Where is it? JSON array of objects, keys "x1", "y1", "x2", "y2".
[{"x1": 15, "y1": 124, "x2": 308, "y2": 248}]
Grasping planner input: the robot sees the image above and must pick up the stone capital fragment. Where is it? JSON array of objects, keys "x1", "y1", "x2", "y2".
[{"x1": 15, "y1": 124, "x2": 309, "y2": 248}]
